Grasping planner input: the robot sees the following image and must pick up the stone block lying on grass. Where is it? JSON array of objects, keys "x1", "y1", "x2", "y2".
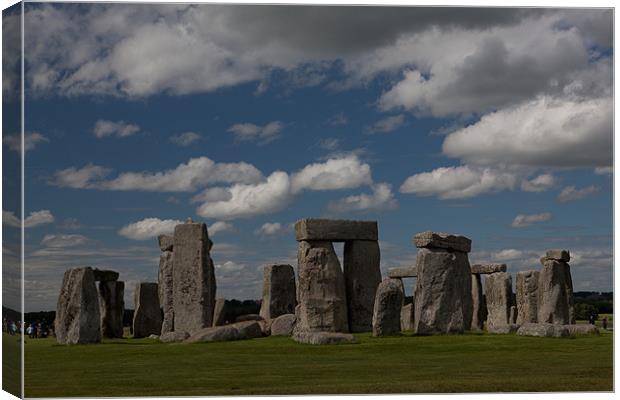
[
  {"x1": 160, "y1": 331, "x2": 190, "y2": 343},
  {"x1": 516, "y1": 323, "x2": 570, "y2": 337},
  {"x1": 184, "y1": 321, "x2": 263, "y2": 343},
  {"x1": 487, "y1": 324, "x2": 520, "y2": 334},
  {"x1": 292, "y1": 331, "x2": 356, "y2": 345},
  {"x1": 270, "y1": 314, "x2": 296, "y2": 336},
  {"x1": 566, "y1": 324, "x2": 600, "y2": 335}
]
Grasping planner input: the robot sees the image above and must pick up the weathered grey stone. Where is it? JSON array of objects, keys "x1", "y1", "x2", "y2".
[
  {"x1": 470, "y1": 264, "x2": 507, "y2": 274},
  {"x1": 516, "y1": 270, "x2": 540, "y2": 325},
  {"x1": 544, "y1": 249, "x2": 570, "y2": 262},
  {"x1": 295, "y1": 240, "x2": 349, "y2": 333},
  {"x1": 185, "y1": 325, "x2": 241, "y2": 343},
  {"x1": 372, "y1": 278, "x2": 404, "y2": 336},
  {"x1": 93, "y1": 269, "x2": 119, "y2": 282},
  {"x1": 538, "y1": 259, "x2": 574, "y2": 325},
  {"x1": 98, "y1": 280, "x2": 124, "y2": 338},
  {"x1": 294, "y1": 219, "x2": 378, "y2": 241},
  {"x1": 414, "y1": 248, "x2": 473, "y2": 334},
  {"x1": 470, "y1": 274, "x2": 486, "y2": 331},
  {"x1": 509, "y1": 306, "x2": 517, "y2": 324},
  {"x1": 414, "y1": 231, "x2": 471, "y2": 253},
  {"x1": 517, "y1": 323, "x2": 570, "y2": 337},
  {"x1": 55, "y1": 267, "x2": 102, "y2": 344},
  {"x1": 485, "y1": 272, "x2": 513, "y2": 331},
  {"x1": 133, "y1": 283, "x2": 162, "y2": 338},
  {"x1": 235, "y1": 314, "x2": 264, "y2": 322},
  {"x1": 148, "y1": 334, "x2": 160, "y2": 339},
  {"x1": 270, "y1": 314, "x2": 296, "y2": 336},
  {"x1": 400, "y1": 303, "x2": 415, "y2": 331},
  {"x1": 160, "y1": 331, "x2": 189, "y2": 342},
  {"x1": 173, "y1": 222, "x2": 217, "y2": 334},
  {"x1": 566, "y1": 324, "x2": 599, "y2": 335},
  {"x1": 487, "y1": 324, "x2": 520, "y2": 334},
  {"x1": 212, "y1": 298, "x2": 227, "y2": 327},
  {"x1": 234, "y1": 321, "x2": 263, "y2": 339},
  {"x1": 259, "y1": 264, "x2": 296, "y2": 320},
  {"x1": 158, "y1": 234, "x2": 174, "y2": 252},
  {"x1": 344, "y1": 240, "x2": 382, "y2": 333},
  {"x1": 292, "y1": 331, "x2": 356, "y2": 345},
  {"x1": 387, "y1": 266, "x2": 417, "y2": 278},
  {"x1": 158, "y1": 250, "x2": 174, "y2": 335}
]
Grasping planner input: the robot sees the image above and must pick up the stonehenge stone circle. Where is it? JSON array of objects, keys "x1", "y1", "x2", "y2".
[
  {"x1": 55, "y1": 267, "x2": 102, "y2": 344},
  {"x1": 98, "y1": 280, "x2": 124, "y2": 338},
  {"x1": 516, "y1": 270, "x2": 539, "y2": 325},
  {"x1": 343, "y1": 240, "x2": 382, "y2": 332},
  {"x1": 158, "y1": 234, "x2": 174, "y2": 252},
  {"x1": 185, "y1": 321, "x2": 263, "y2": 343},
  {"x1": 293, "y1": 331, "x2": 356, "y2": 345},
  {"x1": 400, "y1": 303, "x2": 414, "y2": 331},
  {"x1": 158, "y1": 250, "x2": 174, "y2": 335},
  {"x1": 485, "y1": 272, "x2": 513, "y2": 332},
  {"x1": 212, "y1": 298, "x2": 227, "y2": 327},
  {"x1": 270, "y1": 314, "x2": 296, "y2": 336},
  {"x1": 133, "y1": 282, "x2": 162, "y2": 338},
  {"x1": 537, "y1": 250, "x2": 574, "y2": 325},
  {"x1": 413, "y1": 232, "x2": 473, "y2": 334},
  {"x1": 470, "y1": 274, "x2": 486, "y2": 330},
  {"x1": 470, "y1": 264, "x2": 506, "y2": 274},
  {"x1": 387, "y1": 266, "x2": 417, "y2": 278},
  {"x1": 93, "y1": 269, "x2": 119, "y2": 282},
  {"x1": 259, "y1": 264, "x2": 296, "y2": 320},
  {"x1": 294, "y1": 218, "x2": 378, "y2": 241},
  {"x1": 173, "y1": 221, "x2": 217, "y2": 334},
  {"x1": 372, "y1": 278, "x2": 404, "y2": 336},
  {"x1": 517, "y1": 323, "x2": 570, "y2": 338}
]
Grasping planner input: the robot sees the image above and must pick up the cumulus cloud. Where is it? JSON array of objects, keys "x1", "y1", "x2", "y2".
[
  {"x1": 255, "y1": 222, "x2": 284, "y2": 236},
  {"x1": 328, "y1": 183, "x2": 397, "y2": 213},
  {"x1": 291, "y1": 156, "x2": 372, "y2": 194},
  {"x1": 227, "y1": 121, "x2": 284, "y2": 143},
  {"x1": 208, "y1": 221, "x2": 234, "y2": 236},
  {"x1": 557, "y1": 185, "x2": 601, "y2": 202},
  {"x1": 215, "y1": 261, "x2": 246, "y2": 273},
  {"x1": 366, "y1": 114, "x2": 405, "y2": 133},
  {"x1": 3, "y1": 209, "x2": 55, "y2": 228},
  {"x1": 119, "y1": 217, "x2": 183, "y2": 240},
  {"x1": 319, "y1": 137, "x2": 340, "y2": 151},
  {"x1": 520, "y1": 174, "x2": 556, "y2": 192},
  {"x1": 594, "y1": 167, "x2": 612, "y2": 175},
  {"x1": 3, "y1": 132, "x2": 49, "y2": 152},
  {"x1": 41, "y1": 234, "x2": 88, "y2": 248},
  {"x1": 170, "y1": 131, "x2": 202, "y2": 146},
  {"x1": 50, "y1": 164, "x2": 112, "y2": 189},
  {"x1": 93, "y1": 119, "x2": 140, "y2": 138},
  {"x1": 400, "y1": 165, "x2": 517, "y2": 199},
  {"x1": 511, "y1": 212, "x2": 552, "y2": 228}
]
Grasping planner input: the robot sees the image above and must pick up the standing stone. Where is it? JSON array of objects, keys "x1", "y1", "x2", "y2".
[
  {"x1": 158, "y1": 234, "x2": 174, "y2": 252},
  {"x1": 158, "y1": 250, "x2": 174, "y2": 335},
  {"x1": 259, "y1": 264, "x2": 296, "y2": 320},
  {"x1": 538, "y1": 255, "x2": 574, "y2": 325},
  {"x1": 98, "y1": 280, "x2": 124, "y2": 338},
  {"x1": 509, "y1": 306, "x2": 517, "y2": 324},
  {"x1": 295, "y1": 241, "x2": 348, "y2": 333},
  {"x1": 471, "y1": 274, "x2": 485, "y2": 330},
  {"x1": 55, "y1": 267, "x2": 102, "y2": 344},
  {"x1": 173, "y1": 222, "x2": 216, "y2": 334},
  {"x1": 400, "y1": 303, "x2": 415, "y2": 331},
  {"x1": 485, "y1": 272, "x2": 513, "y2": 331},
  {"x1": 343, "y1": 240, "x2": 382, "y2": 332},
  {"x1": 414, "y1": 247, "x2": 472, "y2": 334},
  {"x1": 133, "y1": 283, "x2": 162, "y2": 338},
  {"x1": 516, "y1": 270, "x2": 539, "y2": 325},
  {"x1": 372, "y1": 278, "x2": 404, "y2": 336},
  {"x1": 212, "y1": 298, "x2": 227, "y2": 327}
]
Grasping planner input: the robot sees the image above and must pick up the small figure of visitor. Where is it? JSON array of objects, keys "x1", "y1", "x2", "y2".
[
  {"x1": 589, "y1": 314, "x2": 596, "y2": 325},
  {"x1": 602, "y1": 317, "x2": 608, "y2": 330}
]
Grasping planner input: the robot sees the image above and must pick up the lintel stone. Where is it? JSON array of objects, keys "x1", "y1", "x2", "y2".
[
  {"x1": 413, "y1": 231, "x2": 471, "y2": 253},
  {"x1": 470, "y1": 263, "x2": 507, "y2": 274},
  {"x1": 387, "y1": 266, "x2": 417, "y2": 278},
  {"x1": 294, "y1": 219, "x2": 378, "y2": 241}
]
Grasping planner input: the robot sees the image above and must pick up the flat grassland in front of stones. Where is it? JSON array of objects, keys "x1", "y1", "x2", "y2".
[{"x1": 23, "y1": 330, "x2": 612, "y2": 396}]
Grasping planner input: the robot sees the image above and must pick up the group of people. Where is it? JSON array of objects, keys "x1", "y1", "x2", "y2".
[
  {"x1": 588, "y1": 314, "x2": 609, "y2": 330},
  {"x1": 3, "y1": 318, "x2": 20, "y2": 335},
  {"x1": 3, "y1": 318, "x2": 50, "y2": 338}
]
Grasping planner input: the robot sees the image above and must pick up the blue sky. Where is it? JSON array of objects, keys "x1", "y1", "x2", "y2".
[{"x1": 2, "y1": 4, "x2": 613, "y2": 311}]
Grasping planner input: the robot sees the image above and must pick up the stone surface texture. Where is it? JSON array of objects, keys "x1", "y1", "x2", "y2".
[
  {"x1": 487, "y1": 324, "x2": 520, "y2": 334},
  {"x1": 158, "y1": 234, "x2": 174, "y2": 252},
  {"x1": 485, "y1": 272, "x2": 513, "y2": 331},
  {"x1": 400, "y1": 303, "x2": 415, "y2": 331},
  {"x1": 470, "y1": 274, "x2": 486, "y2": 330},
  {"x1": 270, "y1": 314, "x2": 296, "y2": 336},
  {"x1": 212, "y1": 298, "x2": 227, "y2": 327},
  {"x1": 133, "y1": 282, "x2": 162, "y2": 338},
  {"x1": 414, "y1": 231, "x2": 471, "y2": 253},
  {"x1": 470, "y1": 264, "x2": 507, "y2": 274},
  {"x1": 538, "y1": 258, "x2": 575, "y2": 325},
  {"x1": 98, "y1": 280, "x2": 124, "y2": 338},
  {"x1": 158, "y1": 250, "x2": 174, "y2": 335},
  {"x1": 566, "y1": 324, "x2": 599, "y2": 335},
  {"x1": 544, "y1": 250, "x2": 570, "y2": 262},
  {"x1": 259, "y1": 264, "x2": 296, "y2": 320},
  {"x1": 516, "y1": 270, "x2": 540, "y2": 325},
  {"x1": 185, "y1": 321, "x2": 263, "y2": 343},
  {"x1": 517, "y1": 323, "x2": 570, "y2": 337},
  {"x1": 292, "y1": 331, "x2": 356, "y2": 345},
  {"x1": 93, "y1": 269, "x2": 119, "y2": 282},
  {"x1": 294, "y1": 219, "x2": 378, "y2": 241},
  {"x1": 160, "y1": 331, "x2": 189, "y2": 343},
  {"x1": 372, "y1": 278, "x2": 404, "y2": 336},
  {"x1": 387, "y1": 266, "x2": 417, "y2": 278}
]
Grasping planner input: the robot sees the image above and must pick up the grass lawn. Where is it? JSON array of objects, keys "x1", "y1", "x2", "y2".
[
  {"x1": 23, "y1": 329, "x2": 612, "y2": 397},
  {"x1": 2, "y1": 333, "x2": 21, "y2": 397}
]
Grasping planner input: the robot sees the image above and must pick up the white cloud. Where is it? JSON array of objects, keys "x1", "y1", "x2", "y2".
[
  {"x1": 215, "y1": 261, "x2": 246, "y2": 273},
  {"x1": 291, "y1": 156, "x2": 372, "y2": 194},
  {"x1": 594, "y1": 167, "x2": 613, "y2": 175},
  {"x1": 50, "y1": 164, "x2": 111, "y2": 189},
  {"x1": 119, "y1": 217, "x2": 183, "y2": 240},
  {"x1": 3, "y1": 209, "x2": 55, "y2": 228},
  {"x1": 511, "y1": 212, "x2": 552, "y2": 228},
  {"x1": 557, "y1": 185, "x2": 601, "y2": 203},
  {"x1": 41, "y1": 234, "x2": 88, "y2": 248},
  {"x1": 328, "y1": 183, "x2": 397, "y2": 213},
  {"x1": 520, "y1": 174, "x2": 556, "y2": 192},
  {"x1": 208, "y1": 221, "x2": 234, "y2": 236},
  {"x1": 93, "y1": 119, "x2": 140, "y2": 138},
  {"x1": 400, "y1": 165, "x2": 517, "y2": 199},
  {"x1": 228, "y1": 121, "x2": 284, "y2": 143},
  {"x1": 170, "y1": 131, "x2": 202, "y2": 146},
  {"x1": 3, "y1": 132, "x2": 49, "y2": 152},
  {"x1": 367, "y1": 114, "x2": 405, "y2": 133},
  {"x1": 319, "y1": 137, "x2": 340, "y2": 151},
  {"x1": 255, "y1": 222, "x2": 283, "y2": 236}
]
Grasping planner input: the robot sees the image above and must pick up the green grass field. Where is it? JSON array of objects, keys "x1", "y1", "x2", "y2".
[
  {"x1": 22, "y1": 328, "x2": 612, "y2": 397},
  {"x1": 2, "y1": 333, "x2": 21, "y2": 397}
]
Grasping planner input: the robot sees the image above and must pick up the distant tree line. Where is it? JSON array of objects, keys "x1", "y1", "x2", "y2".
[{"x1": 573, "y1": 291, "x2": 613, "y2": 320}]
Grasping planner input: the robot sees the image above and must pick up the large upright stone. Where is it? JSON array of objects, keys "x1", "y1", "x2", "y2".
[
  {"x1": 485, "y1": 272, "x2": 513, "y2": 331},
  {"x1": 93, "y1": 269, "x2": 119, "y2": 282},
  {"x1": 471, "y1": 274, "x2": 486, "y2": 330},
  {"x1": 98, "y1": 280, "x2": 124, "y2": 338},
  {"x1": 55, "y1": 267, "x2": 102, "y2": 344},
  {"x1": 295, "y1": 241, "x2": 349, "y2": 333},
  {"x1": 343, "y1": 240, "x2": 382, "y2": 332},
  {"x1": 516, "y1": 270, "x2": 540, "y2": 325},
  {"x1": 158, "y1": 234, "x2": 174, "y2": 252},
  {"x1": 294, "y1": 219, "x2": 378, "y2": 241},
  {"x1": 400, "y1": 303, "x2": 415, "y2": 331},
  {"x1": 413, "y1": 247, "x2": 473, "y2": 334},
  {"x1": 212, "y1": 298, "x2": 227, "y2": 327},
  {"x1": 372, "y1": 278, "x2": 404, "y2": 336},
  {"x1": 158, "y1": 250, "x2": 174, "y2": 335},
  {"x1": 133, "y1": 283, "x2": 162, "y2": 338},
  {"x1": 538, "y1": 257, "x2": 574, "y2": 325},
  {"x1": 259, "y1": 264, "x2": 296, "y2": 320},
  {"x1": 414, "y1": 231, "x2": 472, "y2": 253},
  {"x1": 173, "y1": 222, "x2": 217, "y2": 334}
]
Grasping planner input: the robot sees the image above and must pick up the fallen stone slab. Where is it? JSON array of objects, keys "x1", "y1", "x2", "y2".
[
  {"x1": 414, "y1": 231, "x2": 471, "y2": 253},
  {"x1": 344, "y1": 240, "x2": 382, "y2": 333},
  {"x1": 185, "y1": 325, "x2": 241, "y2": 343},
  {"x1": 270, "y1": 314, "x2": 296, "y2": 336},
  {"x1": 160, "y1": 331, "x2": 190, "y2": 343},
  {"x1": 543, "y1": 249, "x2": 570, "y2": 262},
  {"x1": 387, "y1": 266, "x2": 417, "y2": 278},
  {"x1": 487, "y1": 324, "x2": 520, "y2": 334},
  {"x1": 148, "y1": 334, "x2": 160, "y2": 340},
  {"x1": 235, "y1": 314, "x2": 264, "y2": 322},
  {"x1": 259, "y1": 264, "x2": 296, "y2": 320},
  {"x1": 372, "y1": 278, "x2": 404, "y2": 337},
  {"x1": 158, "y1": 234, "x2": 174, "y2": 252},
  {"x1": 470, "y1": 264, "x2": 507, "y2": 274},
  {"x1": 93, "y1": 269, "x2": 119, "y2": 282},
  {"x1": 516, "y1": 323, "x2": 570, "y2": 338},
  {"x1": 234, "y1": 321, "x2": 264, "y2": 339},
  {"x1": 566, "y1": 324, "x2": 599, "y2": 335},
  {"x1": 292, "y1": 331, "x2": 356, "y2": 345},
  {"x1": 294, "y1": 219, "x2": 378, "y2": 241}
]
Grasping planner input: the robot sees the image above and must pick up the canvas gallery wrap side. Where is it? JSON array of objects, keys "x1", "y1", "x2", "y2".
[{"x1": 1, "y1": 2, "x2": 614, "y2": 398}]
